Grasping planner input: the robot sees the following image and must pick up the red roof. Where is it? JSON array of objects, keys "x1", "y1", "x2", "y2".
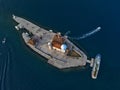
[{"x1": 52, "y1": 41, "x2": 61, "y2": 49}]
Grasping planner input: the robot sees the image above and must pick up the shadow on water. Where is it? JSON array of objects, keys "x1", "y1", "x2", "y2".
[{"x1": 60, "y1": 66, "x2": 89, "y2": 72}]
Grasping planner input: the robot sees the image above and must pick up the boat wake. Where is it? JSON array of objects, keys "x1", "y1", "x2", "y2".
[
  {"x1": 0, "y1": 52, "x2": 11, "y2": 90},
  {"x1": 64, "y1": 31, "x2": 71, "y2": 36},
  {"x1": 0, "y1": 42, "x2": 12, "y2": 90},
  {"x1": 68, "y1": 27, "x2": 101, "y2": 40},
  {"x1": 0, "y1": 56, "x2": 7, "y2": 90}
]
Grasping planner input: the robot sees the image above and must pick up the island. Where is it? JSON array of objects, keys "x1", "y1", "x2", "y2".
[{"x1": 12, "y1": 15, "x2": 101, "y2": 79}]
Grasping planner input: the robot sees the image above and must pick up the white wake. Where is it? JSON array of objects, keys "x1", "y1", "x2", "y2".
[{"x1": 69, "y1": 27, "x2": 101, "y2": 40}]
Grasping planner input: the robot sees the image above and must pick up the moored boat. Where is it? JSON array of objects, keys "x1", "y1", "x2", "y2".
[{"x1": 92, "y1": 54, "x2": 101, "y2": 79}]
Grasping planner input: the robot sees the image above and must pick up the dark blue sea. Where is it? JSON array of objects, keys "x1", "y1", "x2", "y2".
[{"x1": 0, "y1": 0, "x2": 120, "y2": 90}]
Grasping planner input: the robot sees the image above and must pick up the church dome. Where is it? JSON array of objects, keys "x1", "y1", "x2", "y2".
[{"x1": 61, "y1": 44, "x2": 67, "y2": 51}]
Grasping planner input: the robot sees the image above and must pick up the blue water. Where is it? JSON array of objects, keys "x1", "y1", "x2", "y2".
[{"x1": 0, "y1": 0, "x2": 120, "y2": 90}]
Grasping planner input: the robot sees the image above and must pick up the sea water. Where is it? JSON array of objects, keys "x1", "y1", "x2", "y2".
[{"x1": 0, "y1": 0, "x2": 120, "y2": 90}]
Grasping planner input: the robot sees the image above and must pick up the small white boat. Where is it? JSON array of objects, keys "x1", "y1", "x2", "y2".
[
  {"x1": 2, "y1": 37, "x2": 6, "y2": 44},
  {"x1": 91, "y1": 54, "x2": 101, "y2": 79}
]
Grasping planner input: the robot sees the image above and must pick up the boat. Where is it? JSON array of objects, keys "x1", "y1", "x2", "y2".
[
  {"x1": 91, "y1": 54, "x2": 101, "y2": 79},
  {"x1": 2, "y1": 37, "x2": 6, "y2": 44}
]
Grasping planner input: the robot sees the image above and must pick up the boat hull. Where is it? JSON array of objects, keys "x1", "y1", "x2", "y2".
[{"x1": 92, "y1": 54, "x2": 101, "y2": 79}]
